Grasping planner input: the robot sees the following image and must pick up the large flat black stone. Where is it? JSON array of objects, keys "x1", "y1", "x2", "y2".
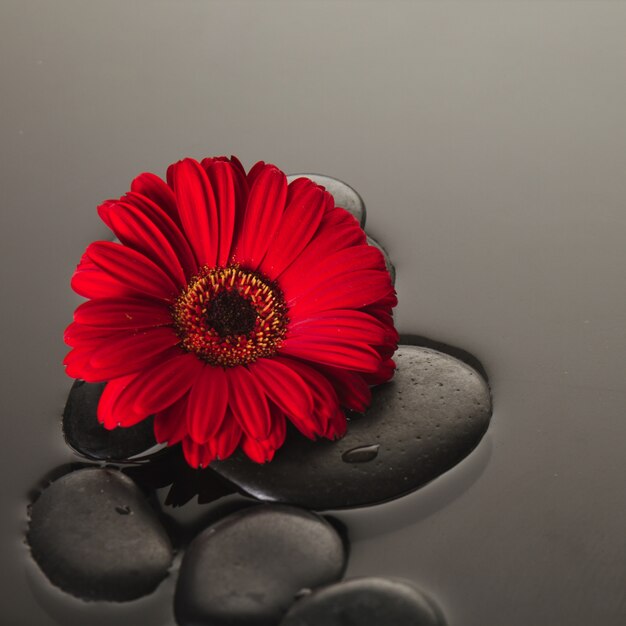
[
  {"x1": 27, "y1": 468, "x2": 173, "y2": 601},
  {"x1": 280, "y1": 577, "x2": 446, "y2": 626},
  {"x1": 211, "y1": 346, "x2": 492, "y2": 509},
  {"x1": 174, "y1": 504, "x2": 346, "y2": 626}
]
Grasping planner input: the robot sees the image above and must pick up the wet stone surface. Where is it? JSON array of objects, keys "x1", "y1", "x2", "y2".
[
  {"x1": 286, "y1": 173, "x2": 366, "y2": 227},
  {"x1": 280, "y1": 577, "x2": 446, "y2": 626},
  {"x1": 174, "y1": 504, "x2": 347, "y2": 626},
  {"x1": 212, "y1": 346, "x2": 492, "y2": 509},
  {"x1": 27, "y1": 468, "x2": 173, "y2": 601},
  {"x1": 63, "y1": 380, "x2": 156, "y2": 461}
]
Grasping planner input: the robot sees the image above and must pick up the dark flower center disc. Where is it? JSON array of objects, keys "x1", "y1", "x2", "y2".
[
  {"x1": 205, "y1": 290, "x2": 258, "y2": 337},
  {"x1": 172, "y1": 265, "x2": 288, "y2": 367}
]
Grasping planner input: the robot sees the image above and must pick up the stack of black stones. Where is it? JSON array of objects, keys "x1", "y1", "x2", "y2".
[{"x1": 27, "y1": 176, "x2": 493, "y2": 625}]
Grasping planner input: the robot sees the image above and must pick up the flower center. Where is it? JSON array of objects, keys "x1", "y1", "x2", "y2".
[{"x1": 172, "y1": 265, "x2": 288, "y2": 367}]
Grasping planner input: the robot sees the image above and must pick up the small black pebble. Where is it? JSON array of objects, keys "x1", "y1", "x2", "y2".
[
  {"x1": 279, "y1": 577, "x2": 446, "y2": 626},
  {"x1": 174, "y1": 504, "x2": 347, "y2": 626},
  {"x1": 27, "y1": 468, "x2": 173, "y2": 601}
]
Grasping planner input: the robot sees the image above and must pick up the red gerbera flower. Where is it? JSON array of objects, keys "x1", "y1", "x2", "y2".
[{"x1": 64, "y1": 157, "x2": 398, "y2": 468}]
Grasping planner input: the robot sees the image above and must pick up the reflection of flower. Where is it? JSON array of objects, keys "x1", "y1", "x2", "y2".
[{"x1": 64, "y1": 157, "x2": 397, "y2": 467}]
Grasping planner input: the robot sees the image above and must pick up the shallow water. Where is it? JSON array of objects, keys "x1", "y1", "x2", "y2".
[{"x1": 2, "y1": 1, "x2": 626, "y2": 624}]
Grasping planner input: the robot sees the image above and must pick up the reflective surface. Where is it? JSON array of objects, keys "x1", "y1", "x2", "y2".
[{"x1": 2, "y1": 1, "x2": 625, "y2": 624}]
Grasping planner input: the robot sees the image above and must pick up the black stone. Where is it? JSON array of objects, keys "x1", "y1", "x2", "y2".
[
  {"x1": 212, "y1": 346, "x2": 492, "y2": 509},
  {"x1": 27, "y1": 468, "x2": 173, "y2": 601},
  {"x1": 280, "y1": 577, "x2": 446, "y2": 626},
  {"x1": 63, "y1": 380, "x2": 157, "y2": 460},
  {"x1": 367, "y1": 234, "x2": 396, "y2": 285},
  {"x1": 174, "y1": 504, "x2": 346, "y2": 626},
  {"x1": 286, "y1": 173, "x2": 366, "y2": 227}
]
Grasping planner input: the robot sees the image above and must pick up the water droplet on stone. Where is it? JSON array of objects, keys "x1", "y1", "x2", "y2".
[{"x1": 341, "y1": 444, "x2": 380, "y2": 463}]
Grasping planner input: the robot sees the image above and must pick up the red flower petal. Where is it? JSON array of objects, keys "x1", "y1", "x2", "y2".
[
  {"x1": 324, "y1": 405, "x2": 348, "y2": 439},
  {"x1": 64, "y1": 321, "x2": 120, "y2": 347},
  {"x1": 288, "y1": 270, "x2": 396, "y2": 322},
  {"x1": 182, "y1": 436, "x2": 215, "y2": 469},
  {"x1": 313, "y1": 364, "x2": 372, "y2": 412},
  {"x1": 186, "y1": 365, "x2": 228, "y2": 443},
  {"x1": 225, "y1": 366, "x2": 271, "y2": 440},
  {"x1": 280, "y1": 337, "x2": 382, "y2": 373},
  {"x1": 241, "y1": 407, "x2": 286, "y2": 463},
  {"x1": 98, "y1": 201, "x2": 187, "y2": 287},
  {"x1": 74, "y1": 298, "x2": 173, "y2": 330},
  {"x1": 130, "y1": 351, "x2": 203, "y2": 416},
  {"x1": 89, "y1": 329, "x2": 181, "y2": 379},
  {"x1": 363, "y1": 357, "x2": 396, "y2": 385},
  {"x1": 248, "y1": 358, "x2": 314, "y2": 423},
  {"x1": 259, "y1": 181, "x2": 326, "y2": 279},
  {"x1": 71, "y1": 256, "x2": 139, "y2": 300},
  {"x1": 205, "y1": 411, "x2": 242, "y2": 461},
  {"x1": 130, "y1": 172, "x2": 180, "y2": 225},
  {"x1": 232, "y1": 165, "x2": 287, "y2": 269},
  {"x1": 273, "y1": 357, "x2": 338, "y2": 438},
  {"x1": 86, "y1": 241, "x2": 178, "y2": 301},
  {"x1": 64, "y1": 347, "x2": 97, "y2": 380},
  {"x1": 123, "y1": 191, "x2": 198, "y2": 279},
  {"x1": 154, "y1": 395, "x2": 190, "y2": 445},
  {"x1": 289, "y1": 310, "x2": 392, "y2": 346},
  {"x1": 168, "y1": 158, "x2": 219, "y2": 268},
  {"x1": 202, "y1": 160, "x2": 237, "y2": 267},
  {"x1": 282, "y1": 245, "x2": 387, "y2": 306},
  {"x1": 97, "y1": 374, "x2": 148, "y2": 429}
]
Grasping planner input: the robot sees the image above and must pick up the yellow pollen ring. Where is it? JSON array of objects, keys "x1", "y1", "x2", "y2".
[{"x1": 172, "y1": 264, "x2": 288, "y2": 367}]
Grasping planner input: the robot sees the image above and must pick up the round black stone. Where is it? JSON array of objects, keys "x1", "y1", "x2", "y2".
[
  {"x1": 280, "y1": 577, "x2": 446, "y2": 626},
  {"x1": 174, "y1": 504, "x2": 347, "y2": 626},
  {"x1": 206, "y1": 290, "x2": 257, "y2": 337},
  {"x1": 63, "y1": 380, "x2": 157, "y2": 461},
  {"x1": 211, "y1": 345, "x2": 492, "y2": 509},
  {"x1": 27, "y1": 468, "x2": 173, "y2": 601}
]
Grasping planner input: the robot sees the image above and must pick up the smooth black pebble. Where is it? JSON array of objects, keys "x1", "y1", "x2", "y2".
[
  {"x1": 27, "y1": 468, "x2": 173, "y2": 601},
  {"x1": 367, "y1": 234, "x2": 396, "y2": 285},
  {"x1": 286, "y1": 173, "x2": 366, "y2": 227},
  {"x1": 63, "y1": 380, "x2": 157, "y2": 460},
  {"x1": 279, "y1": 577, "x2": 446, "y2": 626},
  {"x1": 212, "y1": 346, "x2": 492, "y2": 509},
  {"x1": 174, "y1": 504, "x2": 346, "y2": 626}
]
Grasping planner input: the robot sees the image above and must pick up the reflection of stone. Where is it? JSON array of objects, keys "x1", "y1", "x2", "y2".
[
  {"x1": 27, "y1": 468, "x2": 173, "y2": 601},
  {"x1": 280, "y1": 577, "x2": 446, "y2": 626},
  {"x1": 212, "y1": 346, "x2": 492, "y2": 510},
  {"x1": 174, "y1": 505, "x2": 346, "y2": 626},
  {"x1": 286, "y1": 173, "x2": 366, "y2": 227},
  {"x1": 63, "y1": 380, "x2": 156, "y2": 461}
]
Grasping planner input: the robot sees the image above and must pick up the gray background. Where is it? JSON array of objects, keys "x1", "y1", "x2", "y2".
[{"x1": 1, "y1": 1, "x2": 625, "y2": 624}]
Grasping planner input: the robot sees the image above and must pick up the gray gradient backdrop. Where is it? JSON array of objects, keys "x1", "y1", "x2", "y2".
[{"x1": 1, "y1": 1, "x2": 625, "y2": 625}]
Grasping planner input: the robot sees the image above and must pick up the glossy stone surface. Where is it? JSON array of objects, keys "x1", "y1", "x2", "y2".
[
  {"x1": 27, "y1": 468, "x2": 173, "y2": 601},
  {"x1": 280, "y1": 577, "x2": 446, "y2": 626},
  {"x1": 63, "y1": 380, "x2": 156, "y2": 461},
  {"x1": 212, "y1": 346, "x2": 492, "y2": 509},
  {"x1": 286, "y1": 173, "x2": 366, "y2": 226},
  {"x1": 174, "y1": 504, "x2": 346, "y2": 626}
]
